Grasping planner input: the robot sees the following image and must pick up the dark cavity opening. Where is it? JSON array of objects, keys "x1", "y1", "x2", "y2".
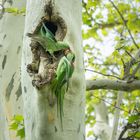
[{"x1": 44, "y1": 21, "x2": 57, "y2": 36}]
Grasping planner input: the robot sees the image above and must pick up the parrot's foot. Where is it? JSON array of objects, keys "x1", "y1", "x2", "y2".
[
  {"x1": 32, "y1": 73, "x2": 53, "y2": 89},
  {"x1": 27, "y1": 63, "x2": 39, "y2": 74},
  {"x1": 32, "y1": 79, "x2": 51, "y2": 89},
  {"x1": 32, "y1": 80, "x2": 45, "y2": 89}
]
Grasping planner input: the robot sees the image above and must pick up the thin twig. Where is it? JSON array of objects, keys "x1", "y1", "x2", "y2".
[
  {"x1": 121, "y1": 58, "x2": 125, "y2": 71},
  {"x1": 118, "y1": 124, "x2": 130, "y2": 140},
  {"x1": 90, "y1": 94, "x2": 129, "y2": 113},
  {"x1": 125, "y1": 50, "x2": 134, "y2": 59},
  {"x1": 131, "y1": 62, "x2": 140, "y2": 77},
  {"x1": 109, "y1": 0, "x2": 139, "y2": 49},
  {"x1": 85, "y1": 68, "x2": 121, "y2": 80},
  {"x1": 82, "y1": 1, "x2": 95, "y2": 27},
  {"x1": 118, "y1": 123, "x2": 140, "y2": 140},
  {"x1": 123, "y1": 50, "x2": 140, "y2": 79}
]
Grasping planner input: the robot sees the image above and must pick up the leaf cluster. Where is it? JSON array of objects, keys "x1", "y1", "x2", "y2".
[
  {"x1": 83, "y1": 0, "x2": 140, "y2": 139},
  {"x1": 9, "y1": 115, "x2": 25, "y2": 139}
]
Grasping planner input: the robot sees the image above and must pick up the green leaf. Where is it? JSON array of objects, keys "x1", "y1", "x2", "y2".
[
  {"x1": 5, "y1": 8, "x2": 18, "y2": 13},
  {"x1": 5, "y1": 7, "x2": 26, "y2": 15},
  {"x1": 101, "y1": 29, "x2": 108, "y2": 36},
  {"x1": 9, "y1": 122, "x2": 18, "y2": 130},
  {"x1": 117, "y1": 3, "x2": 130, "y2": 13},
  {"x1": 128, "y1": 19, "x2": 140, "y2": 32},
  {"x1": 14, "y1": 115, "x2": 24, "y2": 122},
  {"x1": 135, "y1": 132, "x2": 140, "y2": 138},
  {"x1": 16, "y1": 128, "x2": 25, "y2": 139},
  {"x1": 128, "y1": 115, "x2": 139, "y2": 123},
  {"x1": 9, "y1": 115, "x2": 25, "y2": 139},
  {"x1": 127, "y1": 13, "x2": 137, "y2": 21},
  {"x1": 87, "y1": 130, "x2": 93, "y2": 137}
]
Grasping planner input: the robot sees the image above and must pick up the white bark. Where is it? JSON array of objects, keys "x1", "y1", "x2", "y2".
[
  {"x1": 0, "y1": 0, "x2": 25, "y2": 139},
  {"x1": 21, "y1": 0, "x2": 85, "y2": 140},
  {"x1": 93, "y1": 101, "x2": 111, "y2": 140},
  {"x1": 111, "y1": 91, "x2": 124, "y2": 140}
]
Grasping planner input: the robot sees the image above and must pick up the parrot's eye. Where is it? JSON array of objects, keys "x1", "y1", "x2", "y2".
[{"x1": 43, "y1": 21, "x2": 57, "y2": 35}]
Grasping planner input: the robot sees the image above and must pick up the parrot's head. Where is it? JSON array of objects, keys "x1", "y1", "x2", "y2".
[
  {"x1": 66, "y1": 52, "x2": 75, "y2": 63},
  {"x1": 41, "y1": 23, "x2": 55, "y2": 38}
]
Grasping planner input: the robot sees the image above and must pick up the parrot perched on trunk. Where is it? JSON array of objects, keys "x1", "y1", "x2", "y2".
[
  {"x1": 27, "y1": 22, "x2": 75, "y2": 128},
  {"x1": 51, "y1": 52, "x2": 75, "y2": 128},
  {"x1": 27, "y1": 23, "x2": 69, "y2": 56}
]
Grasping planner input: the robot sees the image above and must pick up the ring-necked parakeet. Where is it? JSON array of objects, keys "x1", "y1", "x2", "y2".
[
  {"x1": 27, "y1": 23, "x2": 69, "y2": 56},
  {"x1": 51, "y1": 52, "x2": 75, "y2": 128}
]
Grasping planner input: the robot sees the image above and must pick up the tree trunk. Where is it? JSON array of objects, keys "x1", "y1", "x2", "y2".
[
  {"x1": 0, "y1": 0, "x2": 25, "y2": 139},
  {"x1": 93, "y1": 101, "x2": 111, "y2": 140},
  {"x1": 21, "y1": 0, "x2": 85, "y2": 140}
]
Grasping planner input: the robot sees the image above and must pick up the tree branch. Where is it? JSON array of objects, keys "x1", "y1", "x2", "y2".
[
  {"x1": 90, "y1": 94, "x2": 128, "y2": 113},
  {"x1": 118, "y1": 123, "x2": 140, "y2": 140},
  {"x1": 83, "y1": 0, "x2": 123, "y2": 30},
  {"x1": 86, "y1": 79, "x2": 140, "y2": 91},
  {"x1": 85, "y1": 69, "x2": 121, "y2": 80},
  {"x1": 123, "y1": 49, "x2": 140, "y2": 79},
  {"x1": 109, "y1": 0, "x2": 139, "y2": 49}
]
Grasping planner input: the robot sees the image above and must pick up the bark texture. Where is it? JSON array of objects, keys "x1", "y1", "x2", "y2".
[
  {"x1": 111, "y1": 91, "x2": 123, "y2": 140},
  {"x1": 93, "y1": 101, "x2": 111, "y2": 140},
  {"x1": 86, "y1": 79, "x2": 140, "y2": 91},
  {"x1": 0, "y1": 0, "x2": 25, "y2": 139},
  {"x1": 21, "y1": 0, "x2": 85, "y2": 140}
]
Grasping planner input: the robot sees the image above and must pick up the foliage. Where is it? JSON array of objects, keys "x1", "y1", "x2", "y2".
[
  {"x1": 118, "y1": 105, "x2": 140, "y2": 139},
  {"x1": 9, "y1": 115, "x2": 25, "y2": 139},
  {"x1": 82, "y1": 0, "x2": 140, "y2": 139},
  {"x1": 5, "y1": 7, "x2": 26, "y2": 15}
]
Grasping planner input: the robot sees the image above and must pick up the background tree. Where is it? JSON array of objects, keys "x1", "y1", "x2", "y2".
[
  {"x1": 0, "y1": 0, "x2": 25, "y2": 139},
  {"x1": 83, "y1": 0, "x2": 140, "y2": 140},
  {"x1": 21, "y1": 0, "x2": 85, "y2": 140}
]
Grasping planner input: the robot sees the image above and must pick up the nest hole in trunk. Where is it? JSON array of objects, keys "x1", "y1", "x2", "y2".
[{"x1": 43, "y1": 21, "x2": 58, "y2": 36}]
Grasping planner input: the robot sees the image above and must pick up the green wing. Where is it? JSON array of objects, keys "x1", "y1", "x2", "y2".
[
  {"x1": 28, "y1": 34, "x2": 55, "y2": 52},
  {"x1": 51, "y1": 52, "x2": 75, "y2": 128},
  {"x1": 28, "y1": 24, "x2": 69, "y2": 55}
]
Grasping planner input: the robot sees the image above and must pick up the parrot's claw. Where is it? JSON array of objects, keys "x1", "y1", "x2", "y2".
[
  {"x1": 27, "y1": 63, "x2": 38, "y2": 74},
  {"x1": 32, "y1": 73, "x2": 53, "y2": 89},
  {"x1": 32, "y1": 79, "x2": 50, "y2": 89}
]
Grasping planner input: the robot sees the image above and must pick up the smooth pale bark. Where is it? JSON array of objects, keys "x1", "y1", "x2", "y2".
[
  {"x1": 0, "y1": 0, "x2": 25, "y2": 140},
  {"x1": 93, "y1": 101, "x2": 111, "y2": 140},
  {"x1": 111, "y1": 91, "x2": 124, "y2": 140},
  {"x1": 86, "y1": 79, "x2": 140, "y2": 91},
  {"x1": 21, "y1": 0, "x2": 85, "y2": 140}
]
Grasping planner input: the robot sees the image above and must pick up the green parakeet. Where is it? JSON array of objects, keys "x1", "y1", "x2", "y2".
[
  {"x1": 51, "y1": 52, "x2": 75, "y2": 128},
  {"x1": 27, "y1": 23, "x2": 69, "y2": 56},
  {"x1": 40, "y1": 23, "x2": 57, "y2": 42},
  {"x1": 27, "y1": 22, "x2": 75, "y2": 129}
]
